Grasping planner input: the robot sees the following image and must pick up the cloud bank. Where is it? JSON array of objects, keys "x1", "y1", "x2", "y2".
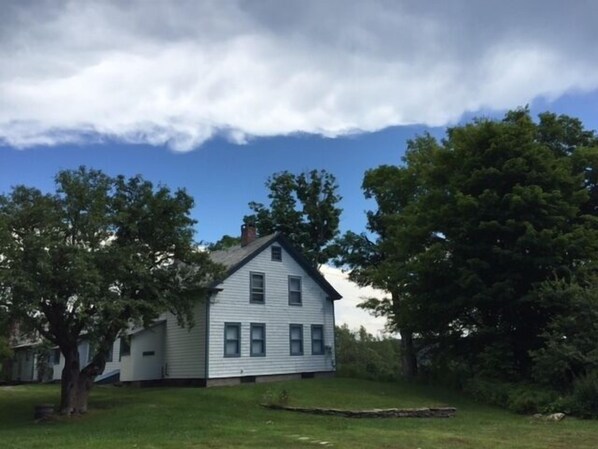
[
  {"x1": 320, "y1": 265, "x2": 388, "y2": 336},
  {"x1": 2, "y1": 0, "x2": 598, "y2": 151}
]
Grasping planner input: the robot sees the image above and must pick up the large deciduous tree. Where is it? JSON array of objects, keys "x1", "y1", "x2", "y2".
[
  {"x1": 338, "y1": 109, "x2": 598, "y2": 382},
  {"x1": 245, "y1": 170, "x2": 342, "y2": 267},
  {"x1": 0, "y1": 167, "x2": 224, "y2": 414}
]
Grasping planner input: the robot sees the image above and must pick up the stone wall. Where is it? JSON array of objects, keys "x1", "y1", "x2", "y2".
[{"x1": 263, "y1": 404, "x2": 457, "y2": 418}]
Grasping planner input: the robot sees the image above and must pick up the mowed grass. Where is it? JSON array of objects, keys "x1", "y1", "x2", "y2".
[{"x1": 1, "y1": 378, "x2": 597, "y2": 449}]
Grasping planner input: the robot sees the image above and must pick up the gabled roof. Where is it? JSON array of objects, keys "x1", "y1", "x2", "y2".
[{"x1": 210, "y1": 233, "x2": 342, "y2": 300}]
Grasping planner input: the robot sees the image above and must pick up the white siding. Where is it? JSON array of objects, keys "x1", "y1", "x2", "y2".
[
  {"x1": 51, "y1": 339, "x2": 121, "y2": 381},
  {"x1": 208, "y1": 243, "x2": 336, "y2": 379},
  {"x1": 163, "y1": 303, "x2": 207, "y2": 379},
  {"x1": 120, "y1": 323, "x2": 165, "y2": 381}
]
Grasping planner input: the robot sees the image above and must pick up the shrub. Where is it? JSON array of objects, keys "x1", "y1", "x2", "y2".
[
  {"x1": 464, "y1": 378, "x2": 558, "y2": 414},
  {"x1": 565, "y1": 371, "x2": 598, "y2": 418}
]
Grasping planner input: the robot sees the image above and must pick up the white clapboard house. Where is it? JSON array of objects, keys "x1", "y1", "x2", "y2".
[{"x1": 10, "y1": 226, "x2": 341, "y2": 386}]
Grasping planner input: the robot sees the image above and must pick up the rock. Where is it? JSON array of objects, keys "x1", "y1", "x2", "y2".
[{"x1": 546, "y1": 413, "x2": 566, "y2": 421}]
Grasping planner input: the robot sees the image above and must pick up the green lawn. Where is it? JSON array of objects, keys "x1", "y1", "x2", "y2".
[{"x1": 1, "y1": 378, "x2": 596, "y2": 448}]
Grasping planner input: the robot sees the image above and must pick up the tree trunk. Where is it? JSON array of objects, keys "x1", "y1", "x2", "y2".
[
  {"x1": 400, "y1": 330, "x2": 418, "y2": 380},
  {"x1": 60, "y1": 347, "x2": 80, "y2": 415},
  {"x1": 74, "y1": 355, "x2": 107, "y2": 414},
  {"x1": 74, "y1": 369, "x2": 94, "y2": 414}
]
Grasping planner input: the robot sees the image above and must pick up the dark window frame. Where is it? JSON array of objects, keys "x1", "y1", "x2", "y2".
[
  {"x1": 250, "y1": 272, "x2": 266, "y2": 304},
  {"x1": 224, "y1": 322, "x2": 241, "y2": 358},
  {"x1": 288, "y1": 275, "x2": 302, "y2": 306},
  {"x1": 271, "y1": 246, "x2": 282, "y2": 261},
  {"x1": 250, "y1": 323, "x2": 266, "y2": 357},
  {"x1": 311, "y1": 325, "x2": 324, "y2": 355},
  {"x1": 289, "y1": 324, "x2": 304, "y2": 356}
]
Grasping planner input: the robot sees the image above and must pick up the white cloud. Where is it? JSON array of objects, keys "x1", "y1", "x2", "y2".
[
  {"x1": 320, "y1": 265, "x2": 389, "y2": 336},
  {"x1": 1, "y1": 0, "x2": 598, "y2": 150}
]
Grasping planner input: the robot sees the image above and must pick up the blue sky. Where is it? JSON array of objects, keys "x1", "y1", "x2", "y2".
[
  {"x1": 2, "y1": 92, "x2": 597, "y2": 244},
  {"x1": 2, "y1": 0, "x2": 598, "y2": 332}
]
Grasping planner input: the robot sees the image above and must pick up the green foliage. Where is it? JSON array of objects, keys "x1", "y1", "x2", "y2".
[
  {"x1": 338, "y1": 108, "x2": 598, "y2": 387},
  {"x1": 530, "y1": 274, "x2": 598, "y2": 390},
  {"x1": 207, "y1": 235, "x2": 241, "y2": 251},
  {"x1": 245, "y1": 169, "x2": 342, "y2": 266},
  {"x1": 335, "y1": 325, "x2": 402, "y2": 382},
  {"x1": 565, "y1": 371, "x2": 598, "y2": 418},
  {"x1": 464, "y1": 378, "x2": 558, "y2": 414},
  {"x1": 0, "y1": 167, "x2": 224, "y2": 408}
]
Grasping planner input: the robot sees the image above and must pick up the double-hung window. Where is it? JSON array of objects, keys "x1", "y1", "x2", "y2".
[
  {"x1": 250, "y1": 272, "x2": 265, "y2": 303},
  {"x1": 250, "y1": 323, "x2": 266, "y2": 357},
  {"x1": 288, "y1": 276, "x2": 302, "y2": 305},
  {"x1": 289, "y1": 324, "x2": 303, "y2": 356},
  {"x1": 311, "y1": 325, "x2": 324, "y2": 355},
  {"x1": 271, "y1": 246, "x2": 282, "y2": 261},
  {"x1": 224, "y1": 323, "x2": 241, "y2": 357}
]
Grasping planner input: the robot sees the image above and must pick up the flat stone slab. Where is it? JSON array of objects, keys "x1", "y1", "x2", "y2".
[{"x1": 263, "y1": 404, "x2": 456, "y2": 418}]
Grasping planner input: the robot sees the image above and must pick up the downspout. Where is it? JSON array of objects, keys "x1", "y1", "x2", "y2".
[{"x1": 330, "y1": 297, "x2": 336, "y2": 371}]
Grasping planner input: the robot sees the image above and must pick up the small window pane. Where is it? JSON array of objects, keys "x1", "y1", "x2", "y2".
[
  {"x1": 226, "y1": 341, "x2": 238, "y2": 355},
  {"x1": 226, "y1": 326, "x2": 239, "y2": 340},
  {"x1": 252, "y1": 276, "x2": 264, "y2": 289},
  {"x1": 291, "y1": 341, "x2": 302, "y2": 355},
  {"x1": 290, "y1": 327, "x2": 301, "y2": 340},
  {"x1": 289, "y1": 277, "x2": 301, "y2": 290},
  {"x1": 252, "y1": 341, "x2": 264, "y2": 355}
]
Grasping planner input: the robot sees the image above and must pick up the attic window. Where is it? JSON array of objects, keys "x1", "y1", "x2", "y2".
[{"x1": 271, "y1": 246, "x2": 282, "y2": 261}]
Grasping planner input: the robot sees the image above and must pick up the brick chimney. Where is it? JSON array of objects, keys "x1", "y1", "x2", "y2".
[{"x1": 241, "y1": 223, "x2": 257, "y2": 247}]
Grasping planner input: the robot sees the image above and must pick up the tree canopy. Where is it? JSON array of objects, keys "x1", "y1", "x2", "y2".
[
  {"x1": 245, "y1": 169, "x2": 342, "y2": 267},
  {"x1": 337, "y1": 109, "x2": 598, "y2": 384},
  {"x1": 0, "y1": 167, "x2": 224, "y2": 413}
]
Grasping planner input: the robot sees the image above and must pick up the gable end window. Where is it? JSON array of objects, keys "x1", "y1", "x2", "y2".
[
  {"x1": 288, "y1": 276, "x2": 302, "y2": 305},
  {"x1": 250, "y1": 323, "x2": 266, "y2": 357},
  {"x1": 289, "y1": 324, "x2": 303, "y2": 356},
  {"x1": 224, "y1": 323, "x2": 241, "y2": 357},
  {"x1": 271, "y1": 246, "x2": 282, "y2": 261},
  {"x1": 250, "y1": 272, "x2": 265, "y2": 303},
  {"x1": 311, "y1": 325, "x2": 324, "y2": 355}
]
